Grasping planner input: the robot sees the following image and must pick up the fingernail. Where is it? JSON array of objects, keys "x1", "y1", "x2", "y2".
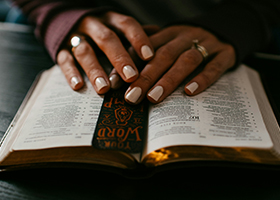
[
  {"x1": 148, "y1": 86, "x2": 164, "y2": 101},
  {"x1": 186, "y1": 82, "x2": 199, "y2": 94},
  {"x1": 123, "y1": 65, "x2": 137, "y2": 80},
  {"x1": 71, "y1": 76, "x2": 81, "y2": 88},
  {"x1": 125, "y1": 87, "x2": 142, "y2": 103},
  {"x1": 95, "y1": 77, "x2": 108, "y2": 92},
  {"x1": 141, "y1": 45, "x2": 153, "y2": 60},
  {"x1": 109, "y1": 74, "x2": 122, "y2": 89}
]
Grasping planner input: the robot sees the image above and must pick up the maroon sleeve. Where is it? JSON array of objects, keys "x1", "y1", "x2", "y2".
[{"x1": 11, "y1": 0, "x2": 112, "y2": 61}]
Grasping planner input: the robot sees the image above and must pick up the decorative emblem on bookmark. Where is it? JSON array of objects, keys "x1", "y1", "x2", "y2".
[
  {"x1": 115, "y1": 106, "x2": 133, "y2": 126},
  {"x1": 92, "y1": 87, "x2": 148, "y2": 153}
]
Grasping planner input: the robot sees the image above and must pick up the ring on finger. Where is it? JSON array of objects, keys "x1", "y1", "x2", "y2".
[
  {"x1": 192, "y1": 39, "x2": 209, "y2": 60},
  {"x1": 70, "y1": 35, "x2": 85, "y2": 51}
]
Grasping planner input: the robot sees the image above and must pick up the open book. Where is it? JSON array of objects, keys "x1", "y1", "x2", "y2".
[{"x1": 1, "y1": 64, "x2": 280, "y2": 176}]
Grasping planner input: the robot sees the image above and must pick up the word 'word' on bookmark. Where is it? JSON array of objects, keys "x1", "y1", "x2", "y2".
[{"x1": 92, "y1": 88, "x2": 148, "y2": 153}]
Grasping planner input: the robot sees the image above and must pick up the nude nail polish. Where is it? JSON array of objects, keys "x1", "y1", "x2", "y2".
[
  {"x1": 125, "y1": 87, "x2": 142, "y2": 103},
  {"x1": 148, "y1": 86, "x2": 164, "y2": 101},
  {"x1": 109, "y1": 74, "x2": 122, "y2": 89},
  {"x1": 141, "y1": 45, "x2": 153, "y2": 60},
  {"x1": 95, "y1": 77, "x2": 108, "y2": 92},
  {"x1": 71, "y1": 76, "x2": 80, "y2": 88},
  {"x1": 186, "y1": 82, "x2": 199, "y2": 94},
  {"x1": 123, "y1": 65, "x2": 137, "y2": 80}
]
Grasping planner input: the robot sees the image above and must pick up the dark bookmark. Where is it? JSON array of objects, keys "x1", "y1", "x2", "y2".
[{"x1": 92, "y1": 87, "x2": 148, "y2": 153}]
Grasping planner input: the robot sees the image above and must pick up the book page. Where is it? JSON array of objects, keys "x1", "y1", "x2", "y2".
[
  {"x1": 12, "y1": 66, "x2": 104, "y2": 150},
  {"x1": 144, "y1": 65, "x2": 273, "y2": 155}
]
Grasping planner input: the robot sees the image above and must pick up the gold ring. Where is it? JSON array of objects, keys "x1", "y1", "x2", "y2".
[{"x1": 192, "y1": 39, "x2": 209, "y2": 60}]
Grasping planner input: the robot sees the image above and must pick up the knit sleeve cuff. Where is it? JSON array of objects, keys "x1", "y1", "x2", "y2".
[{"x1": 40, "y1": 7, "x2": 112, "y2": 61}]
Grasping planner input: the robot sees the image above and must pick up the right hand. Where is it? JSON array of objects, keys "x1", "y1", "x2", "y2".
[{"x1": 57, "y1": 11, "x2": 154, "y2": 94}]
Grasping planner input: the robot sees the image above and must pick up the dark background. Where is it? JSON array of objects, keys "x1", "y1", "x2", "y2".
[{"x1": 1, "y1": 2, "x2": 280, "y2": 198}]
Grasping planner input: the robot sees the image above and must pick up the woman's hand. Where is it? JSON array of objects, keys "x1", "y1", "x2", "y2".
[
  {"x1": 124, "y1": 25, "x2": 236, "y2": 104},
  {"x1": 56, "y1": 11, "x2": 154, "y2": 94}
]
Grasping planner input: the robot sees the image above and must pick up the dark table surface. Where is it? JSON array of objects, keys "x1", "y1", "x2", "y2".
[{"x1": 1, "y1": 23, "x2": 280, "y2": 200}]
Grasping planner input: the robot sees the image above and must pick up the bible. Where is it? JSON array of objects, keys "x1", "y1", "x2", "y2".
[{"x1": 1, "y1": 64, "x2": 280, "y2": 176}]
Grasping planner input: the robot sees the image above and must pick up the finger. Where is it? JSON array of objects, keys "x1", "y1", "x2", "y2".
[
  {"x1": 185, "y1": 50, "x2": 235, "y2": 95},
  {"x1": 141, "y1": 38, "x2": 221, "y2": 103},
  {"x1": 126, "y1": 25, "x2": 161, "y2": 66},
  {"x1": 72, "y1": 37, "x2": 110, "y2": 94},
  {"x1": 105, "y1": 12, "x2": 154, "y2": 61},
  {"x1": 57, "y1": 49, "x2": 84, "y2": 90},
  {"x1": 149, "y1": 26, "x2": 211, "y2": 52},
  {"x1": 142, "y1": 25, "x2": 161, "y2": 36},
  {"x1": 148, "y1": 26, "x2": 185, "y2": 50},
  {"x1": 109, "y1": 68, "x2": 124, "y2": 90},
  {"x1": 124, "y1": 37, "x2": 190, "y2": 104},
  {"x1": 127, "y1": 26, "x2": 193, "y2": 64},
  {"x1": 147, "y1": 48, "x2": 203, "y2": 103},
  {"x1": 78, "y1": 16, "x2": 139, "y2": 83}
]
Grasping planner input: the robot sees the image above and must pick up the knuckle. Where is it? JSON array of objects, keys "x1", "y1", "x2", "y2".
[
  {"x1": 182, "y1": 50, "x2": 202, "y2": 65},
  {"x1": 74, "y1": 42, "x2": 91, "y2": 57},
  {"x1": 225, "y1": 44, "x2": 236, "y2": 56},
  {"x1": 219, "y1": 44, "x2": 236, "y2": 67},
  {"x1": 97, "y1": 29, "x2": 116, "y2": 43},
  {"x1": 139, "y1": 74, "x2": 154, "y2": 85},
  {"x1": 156, "y1": 48, "x2": 175, "y2": 61},
  {"x1": 201, "y1": 63, "x2": 226, "y2": 86},
  {"x1": 208, "y1": 62, "x2": 226, "y2": 75},
  {"x1": 112, "y1": 53, "x2": 126, "y2": 65},
  {"x1": 130, "y1": 32, "x2": 143, "y2": 42},
  {"x1": 185, "y1": 26, "x2": 204, "y2": 36},
  {"x1": 87, "y1": 68, "x2": 100, "y2": 80},
  {"x1": 200, "y1": 72, "x2": 212, "y2": 86},
  {"x1": 118, "y1": 16, "x2": 143, "y2": 41},
  {"x1": 164, "y1": 76, "x2": 176, "y2": 86},
  {"x1": 119, "y1": 15, "x2": 136, "y2": 26},
  {"x1": 193, "y1": 27, "x2": 204, "y2": 34},
  {"x1": 63, "y1": 65, "x2": 75, "y2": 76},
  {"x1": 81, "y1": 15, "x2": 94, "y2": 24},
  {"x1": 57, "y1": 50, "x2": 73, "y2": 65}
]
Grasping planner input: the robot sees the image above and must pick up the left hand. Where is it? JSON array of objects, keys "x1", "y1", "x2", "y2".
[{"x1": 124, "y1": 25, "x2": 236, "y2": 104}]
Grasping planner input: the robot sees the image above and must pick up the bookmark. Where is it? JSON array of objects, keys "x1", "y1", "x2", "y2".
[{"x1": 92, "y1": 87, "x2": 148, "y2": 153}]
